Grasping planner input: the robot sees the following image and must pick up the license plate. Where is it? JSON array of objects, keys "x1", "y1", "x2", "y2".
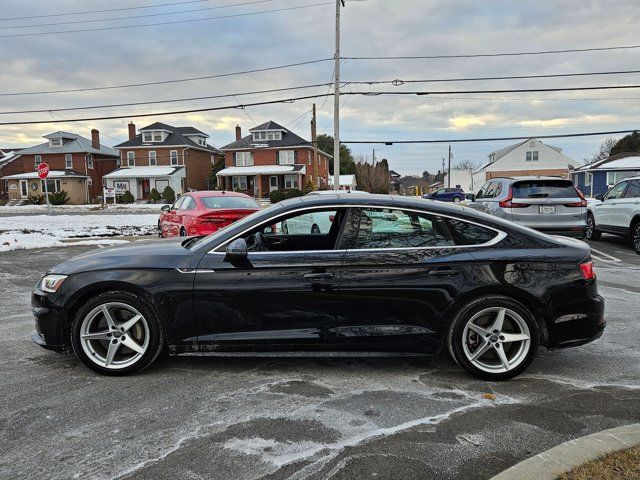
[{"x1": 538, "y1": 205, "x2": 556, "y2": 214}]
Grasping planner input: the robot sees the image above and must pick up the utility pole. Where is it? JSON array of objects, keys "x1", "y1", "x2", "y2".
[
  {"x1": 447, "y1": 145, "x2": 452, "y2": 187},
  {"x1": 311, "y1": 103, "x2": 319, "y2": 189},
  {"x1": 372, "y1": 148, "x2": 376, "y2": 164},
  {"x1": 333, "y1": 0, "x2": 344, "y2": 191}
]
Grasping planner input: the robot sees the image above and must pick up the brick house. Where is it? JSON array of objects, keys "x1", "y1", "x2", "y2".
[
  {"x1": 112, "y1": 122, "x2": 222, "y2": 200},
  {"x1": 217, "y1": 121, "x2": 331, "y2": 198},
  {"x1": 0, "y1": 130, "x2": 118, "y2": 203}
]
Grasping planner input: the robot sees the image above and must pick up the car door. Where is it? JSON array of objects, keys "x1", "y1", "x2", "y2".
[
  {"x1": 617, "y1": 180, "x2": 640, "y2": 233},
  {"x1": 330, "y1": 206, "x2": 474, "y2": 353},
  {"x1": 594, "y1": 181, "x2": 628, "y2": 232},
  {"x1": 163, "y1": 196, "x2": 185, "y2": 237},
  {"x1": 193, "y1": 207, "x2": 348, "y2": 348}
]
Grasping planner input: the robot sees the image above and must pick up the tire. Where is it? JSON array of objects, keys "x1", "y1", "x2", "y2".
[
  {"x1": 158, "y1": 221, "x2": 164, "y2": 238},
  {"x1": 586, "y1": 213, "x2": 601, "y2": 241},
  {"x1": 179, "y1": 227, "x2": 187, "y2": 237},
  {"x1": 446, "y1": 295, "x2": 539, "y2": 380},
  {"x1": 453, "y1": 197, "x2": 461, "y2": 204},
  {"x1": 631, "y1": 220, "x2": 640, "y2": 255},
  {"x1": 70, "y1": 290, "x2": 165, "y2": 375},
  {"x1": 311, "y1": 224, "x2": 321, "y2": 234}
]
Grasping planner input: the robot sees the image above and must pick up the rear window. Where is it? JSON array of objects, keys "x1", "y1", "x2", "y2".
[
  {"x1": 511, "y1": 180, "x2": 578, "y2": 199},
  {"x1": 200, "y1": 196, "x2": 260, "y2": 209}
]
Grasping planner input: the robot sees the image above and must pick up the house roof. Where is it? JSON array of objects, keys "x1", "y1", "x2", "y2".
[
  {"x1": 475, "y1": 138, "x2": 575, "y2": 174},
  {"x1": 103, "y1": 166, "x2": 186, "y2": 179},
  {"x1": 574, "y1": 152, "x2": 640, "y2": 171},
  {"x1": 2, "y1": 170, "x2": 89, "y2": 180},
  {"x1": 249, "y1": 121, "x2": 287, "y2": 132},
  {"x1": 220, "y1": 120, "x2": 328, "y2": 154},
  {"x1": 12, "y1": 132, "x2": 119, "y2": 157},
  {"x1": 388, "y1": 170, "x2": 401, "y2": 177},
  {"x1": 216, "y1": 164, "x2": 306, "y2": 176},
  {"x1": 115, "y1": 123, "x2": 220, "y2": 154}
]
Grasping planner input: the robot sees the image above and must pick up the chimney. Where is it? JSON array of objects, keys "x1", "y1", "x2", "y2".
[
  {"x1": 128, "y1": 122, "x2": 136, "y2": 141},
  {"x1": 91, "y1": 129, "x2": 100, "y2": 150},
  {"x1": 235, "y1": 125, "x2": 242, "y2": 141}
]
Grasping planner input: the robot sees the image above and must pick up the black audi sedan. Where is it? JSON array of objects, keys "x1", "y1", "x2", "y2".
[{"x1": 31, "y1": 194, "x2": 605, "y2": 380}]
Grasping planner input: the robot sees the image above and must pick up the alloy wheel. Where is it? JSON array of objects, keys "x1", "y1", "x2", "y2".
[
  {"x1": 454, "y1": 197, "x2": 461, "y2": 203},
  {"x1": 633, "y1": 224, "x2": 640, "y2": 254},
  {"x1": 462, "y1": 307, "x2": 531, "y2": 374},
  {"x1": 586, "y1": 216, "x2": 594, "y2": 238},
  {"x1": 79, "y1": 302, "x2": 150, "y2": 370}
]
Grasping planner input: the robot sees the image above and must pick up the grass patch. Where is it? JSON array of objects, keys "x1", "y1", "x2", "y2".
[{"x1": 558, "y1": 445, "x2": 640, "y2": 480}]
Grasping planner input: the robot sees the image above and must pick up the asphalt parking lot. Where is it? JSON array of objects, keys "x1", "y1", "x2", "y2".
[{"x1": 1, "y1": 235, "x2": 639, "y2": 480}]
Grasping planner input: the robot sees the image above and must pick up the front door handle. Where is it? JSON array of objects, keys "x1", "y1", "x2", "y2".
[
  {"x1": 304, "y1": 272, "x2": 334, "y2": 280},
  {"x1": 429, "y1": 267, "x2": 460, "y2": 277}
]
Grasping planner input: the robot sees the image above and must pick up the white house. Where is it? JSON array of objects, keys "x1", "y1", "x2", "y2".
[
  {"x1": 470, "y1": 138, "x2": 580, "y2": 192},
  {"x1": 102, "y1": 166, "x2": 185, "y2": 201},
  {"x1": 445, "y1": 169, "x2": 474, "y2": 192}
]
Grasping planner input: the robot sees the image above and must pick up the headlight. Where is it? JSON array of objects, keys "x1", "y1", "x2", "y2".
[{"x1": 40, "y1": 274, "x2": 68, "y2": 293}]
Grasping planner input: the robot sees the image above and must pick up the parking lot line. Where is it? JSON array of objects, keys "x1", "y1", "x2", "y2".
[{"x1": 590, "y1": 247, "x2": 622, "y2": 263}]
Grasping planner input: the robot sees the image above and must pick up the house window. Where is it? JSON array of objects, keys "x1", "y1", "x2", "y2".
[
  {"x1": 34, "y1": 155, "x2": 42, "y2": 168},
  {"x1": 148, "y1": 151, "x2": 157, "y2": 166},
  {"x1": 607, "y1": 170, "x2": 640, "y2": 186},
  {"x1": 170, "y1": 150, "x2": 179, "y2": 165},
  {"x1": 585, "y1": 172, "x2": 592, "y2": 186},
  {"x1": 526, "y1": 151, "x2": 539, "y2": 162},
  {"x1": 127, "y1": 151, "x2": 135, "y2": 167},
  {"x1": 50, "y1": 138, "x2": 62, "y2": 147},
  {"x1": 279, "y1": 150, "x2": 295, "y2": 165},
  {"x1": 284, "y1": 174, "x2": 298, "y2": 189},
  {"x1": 232, "y1": 176, "x2": 248, "y2": 190},
  {"x1": 65, "y1": 154, "x2": 73, "y2": 169},
  {"x1": 152, "y1": 131, "x2": 163, "y2": 142},
  {"x1": 41, "y1": 179, "x2": 61, "y2": 193},
  {"x1": 235, "y1": 152, "x2": 253, "y2": 166},
  {"x1": 86, "y1": 154, "x2": 94, "y2": 169},
  {"x1": 142, "y1": 132, "x2": 153, "y2": 142}
]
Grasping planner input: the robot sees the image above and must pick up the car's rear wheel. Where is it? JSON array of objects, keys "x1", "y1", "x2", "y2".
[
  {"x1": 586, "y1": 213, "x2": 601, "y2": 241},
  {"x1": 631, "y1": 221, "x2": 640, "y2": 255},
  {"x1": 453, "y1": 197, "x2": 461, "y2": 203},
  {"x1": 311, "y1": 224, "x2": 321, "y2": 234},
  {"x1": 158, "y1": 221, "x2": 164, "y2": 238},
  {"x1": 179, "y1": 227, "x2": 187, "y2": 237},
  {"x1": 447, "y1": 296, "x2": 539, "y2": 380},
  {"x1": 70, "y1": 291, "x2": 165, "y2": 375}
]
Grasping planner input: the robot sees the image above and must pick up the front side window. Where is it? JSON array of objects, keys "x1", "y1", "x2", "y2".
[
  {"x1": 127, "y1": 151, "x2": 135, "y2": 167},
  {"x1": 284, "y1": 174, "x2": 298, "y2": 189},
  {"x1": 170, "y1": 150, "x2": 179, "y2": 165},
  {"x1": 232, "y1": 176, "x2": 248, "y2": 190},
  {"x1": 475, "y1": 181, "x2": 491, "y2": 200},
  {"x1": 235, "y1": 152, "x2": 253, "y2": 166},
  {"x1": 355, "y1": 208, "x2": 455, "y2": 249},
  {"x1": 180, "y1": 196, "x2": 195, "y2": 210},
  {"x1": 148, "y1": 151, "x2": 157, "y2": 166},
  {"x1": 605, "y1": 181, "x2": 628, "y2": 200},
  {"x1": 279, "y1": 150, "x2": 295, "y2": 165},
  {"x1": 65, "y1": 154, "x2": 73, "y2": 169}
]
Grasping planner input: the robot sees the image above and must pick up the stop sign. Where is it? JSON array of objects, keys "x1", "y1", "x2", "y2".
[{"x1": 37, "y1": 162, "x2": 49, "y2": 179}]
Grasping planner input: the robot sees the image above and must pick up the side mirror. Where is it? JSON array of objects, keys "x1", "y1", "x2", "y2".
[
  {"x1": 225, "y1": 238, "x2": 248, "y2": 264},
  {"x1": 595, "y1": 194, "x2": 604, "y2": 201},
  {"x1": 161, "y1": 205, "x2": 170, "y2": 212},
  {"x1": 465, "y1": 193, "x2": 476, "y2": 201}
]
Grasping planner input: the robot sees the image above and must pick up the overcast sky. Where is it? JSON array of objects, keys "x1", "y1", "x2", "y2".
[{"x1": 1, "y1": 0, "x2": 639, "y2": 175}]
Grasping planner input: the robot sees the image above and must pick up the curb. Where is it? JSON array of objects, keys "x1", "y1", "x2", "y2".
[{"x1": 490, "y1": 423, "x2": 640, "y2": 480}]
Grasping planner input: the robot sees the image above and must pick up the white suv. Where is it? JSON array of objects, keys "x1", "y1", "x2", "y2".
[{"x1": 586, "y1": 176, "x2": 640, "y2": 254}]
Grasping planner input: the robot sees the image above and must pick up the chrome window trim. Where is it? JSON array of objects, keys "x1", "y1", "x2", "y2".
[{"x1": 209, "y1": 204, "x2": 507, "y2": 255}]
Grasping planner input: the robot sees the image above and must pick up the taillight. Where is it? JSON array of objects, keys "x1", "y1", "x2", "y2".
[
  {"x1": 566, "y1": 188, "x2": 588, "y2": 207},
  {"x1": 579, "y1": 261, "x2": 596, "y2": 280},
  {"x1": 498, "y1": 187, "x2": 528, "y2": 208}
]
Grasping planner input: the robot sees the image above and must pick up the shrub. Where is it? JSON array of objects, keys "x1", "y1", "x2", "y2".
[
  {"x1": 304, "y1": 180, "x2": 316, "y2": 194},
  {"x1": 161, "y1": 186, "x2": 176, "y2": 203},
  {"x1": 48, "y1": 191, "x2": 70, "y2": 205},
  {"x1": 27, "y1": 193, "x2": 45, "y2": 205},
  {"x1": 148, "y1": 188, "x2": 161, "y2": 203},
  {"x1": 285, "y1": 188, "x2": 304, "y2": 199},
  {"x1": 269, "y1": 189, "x2": 286, "y2": 204},
  {"x1": 117, "y1": 190, "x2": 135, "y2": 204}
]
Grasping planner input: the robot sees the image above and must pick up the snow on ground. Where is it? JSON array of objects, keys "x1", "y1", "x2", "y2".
[
  {"x1": 0, "y1": 203, "x2": 169, "y2": 214},
  {"x1": 0, "y1": 213, "x2": 158, "y2": 252}
]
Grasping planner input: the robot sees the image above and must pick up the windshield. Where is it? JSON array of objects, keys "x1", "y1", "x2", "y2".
[
  {"x1": 511, "y1": 180, "x2": 578, "y2": 199},
  {"x1": 200, "y1": 196, "x2": 260, "y2": 209}
]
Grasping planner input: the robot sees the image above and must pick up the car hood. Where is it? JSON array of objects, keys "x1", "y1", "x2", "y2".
[{"x1": 49, "y1": 237, "x2": 204, "y2": 275}]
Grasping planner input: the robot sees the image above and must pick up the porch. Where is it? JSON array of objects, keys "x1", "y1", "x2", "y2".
[
  {"x1": 217, "y1": 165, "x2": 306, "y2": 198},
  {"x1": 103, "y1": 166, "x2": 185, "y2": 201}
]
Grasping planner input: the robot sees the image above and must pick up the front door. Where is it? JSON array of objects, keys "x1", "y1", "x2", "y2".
[
  {"x1": 193, "y1": 207, "x2": 348, "y2": 348},
  {"x1": 269, "y1": 176, "x2": 278, "y2": 192},
  {"x1": 593, "y1": 180, "x2": 628, "y2": 231},
  {"x1": 330, "y1": 207, "x2": 472, "y2": 353},
  {"x1": 19, "y1": 180, "x2": 28, "y2": 198}
]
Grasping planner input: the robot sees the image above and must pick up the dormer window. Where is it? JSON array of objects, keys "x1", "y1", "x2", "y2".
[
  {"x1": 252, "y1": 131, "x2": 282, "y2": 141},
  {"x1": 142, "y1": 132, "x2": 153, "y2": 142},
  {"x1": 153, "y1": 131, "x2": 162, "y2": 142},
  {"x1": 50, "y1": 138, "x2": 62, "y2": 147}
]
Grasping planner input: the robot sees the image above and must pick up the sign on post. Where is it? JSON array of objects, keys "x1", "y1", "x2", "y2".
[{"x1": 37, "y1": 162, "x2": 51, "y2": 214}]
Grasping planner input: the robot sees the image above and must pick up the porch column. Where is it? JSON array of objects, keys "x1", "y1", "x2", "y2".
[
  {"x1": 298, "y1": 173, "x2": 302, "y2": 191},
  {"x1": 256, "y1": 175, "x2": 262, "y2": 198}
]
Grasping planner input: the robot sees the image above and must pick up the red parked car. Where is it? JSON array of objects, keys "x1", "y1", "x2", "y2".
[{"x1": 158, "y1": 191, "x2": 261, "y2": 238}]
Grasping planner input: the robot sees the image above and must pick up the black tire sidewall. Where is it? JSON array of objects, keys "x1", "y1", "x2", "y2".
[
  {"x1": 587, "y1": 213, "x2": 601, "y2": 240},
  {"x1": 633, "y1": 223, "x2": 640, "y2": 254},
  {"x1": 70, "y1": 291, "x2": 164, "y2": 375},
  {"x1": 447, "y1": 295, "x2": 539, "y2": 381}
]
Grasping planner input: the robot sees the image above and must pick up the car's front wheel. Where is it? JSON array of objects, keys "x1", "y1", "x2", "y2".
[
  {"x1": 447, "y1": 296, "x2": 539, "y2": 380},
  {"x1": 70, "y1": 291, "x2": 165, "y2": 375},
  {"x1": 586, "y1": 213, "x2": 601, "y2": 241},
  {"x1": 632, "y1": 221, "x2": 640, "y2": 255},
  {"x1": 158, "y1": 221, "x2": 164, "y2": 238}
]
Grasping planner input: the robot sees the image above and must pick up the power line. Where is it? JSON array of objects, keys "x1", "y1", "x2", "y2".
[
  {"x1": 0, "y1": 2, "x2": 333, "y2": 38},
  {"x1": 343, "y1": 44, "x2": 640, "y2": 60},
  {"x1": 0, "y1": 0, "x2": 214, "y2": 21},
  {"x1": 353, "y1": 85, "x2": 640, "y2": 95},
  {"x1": 48, "y1": 112, "x2": 125, "y2": 143},
  {"x1": 0, "y1": 0, "x2": 274, "y2": 30},
  {"x1": 1, "y1": 58, "x2": 332, "y2": 96},
  {"x1": 341, "y1": 130, "x2": 640, "y2": 145}
]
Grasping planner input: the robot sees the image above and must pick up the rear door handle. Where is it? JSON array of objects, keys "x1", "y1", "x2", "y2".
[
  {"x1": 429, "y1": 267, "x2": 460, "y2": 277},
  {"x1": 304, "y1": 272, "x2": 334, "y2": 280}
]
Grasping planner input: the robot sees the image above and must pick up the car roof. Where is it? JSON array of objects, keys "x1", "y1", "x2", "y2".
[
  {"x1": 307, "y1": 190, "x2": 370, "y2": 195},
  {"x1": 187, "y1": 190, "x2": 253, "y2": 198}
]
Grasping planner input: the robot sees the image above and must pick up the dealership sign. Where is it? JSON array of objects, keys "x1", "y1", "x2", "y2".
[{"x1": 113, "y1": 181, "x2": 130, "y2": 194}]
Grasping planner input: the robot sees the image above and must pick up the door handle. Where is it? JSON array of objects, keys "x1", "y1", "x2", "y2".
[
  {"x1": 304, "y1": 272, "x2": 334, "y2": 280},
  {"x1": 429, "y1": 267, "x2": 460, "y2": 277}
]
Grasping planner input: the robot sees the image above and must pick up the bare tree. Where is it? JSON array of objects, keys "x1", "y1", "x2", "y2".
[
  {"x1": 586, "y1": 138, "x2": 617, "y2": 164},
  {"x1": 453, "y1": 159, "x2": 478, "y2": 170},
  {"x1": 355, "y1": 161, "x2": 390, "y2": 194}
]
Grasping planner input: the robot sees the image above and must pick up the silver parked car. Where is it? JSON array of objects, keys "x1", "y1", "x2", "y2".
[{"x1": 468, "y1": 176, "x2": 587, "y2": 238}]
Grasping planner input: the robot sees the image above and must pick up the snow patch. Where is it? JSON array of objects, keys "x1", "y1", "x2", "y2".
[{"x1": 0, "y1": 233, "x2": 130, "y2": 252}]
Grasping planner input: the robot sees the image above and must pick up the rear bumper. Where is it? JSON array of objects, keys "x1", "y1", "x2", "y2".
[
  {"x1": 536, "y1": 227, "x2": 587, "y2": 239},
  {"x1": 547, "y1": 294, "x2": 605, "y2": 349}
]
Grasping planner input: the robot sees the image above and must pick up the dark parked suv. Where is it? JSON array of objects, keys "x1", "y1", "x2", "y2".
[{"x1": 422, "y1": 187, "x2": 466, "y2": 203}]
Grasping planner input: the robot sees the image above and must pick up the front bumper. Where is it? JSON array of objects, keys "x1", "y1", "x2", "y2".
[
  {"x1": 547, "y1": 294, "x2": 606, "y2": 349},
  {"x1": 31, "y1": 290, "x2": 66, "y2": 352}
]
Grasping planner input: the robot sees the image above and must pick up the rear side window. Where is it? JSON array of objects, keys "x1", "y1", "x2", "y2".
[
  {"x1": 356, "y1": 208, "x2": 455, "y2": 249},
  {"x1": 512, "y1": 180, "x2": 578, "y2": 199},
  {"x1": 623, "y1": 180, "x2": 640, "y2": 198},
  {"x1": 446, "y1": 218, "x2": 498, "y2": 245}
]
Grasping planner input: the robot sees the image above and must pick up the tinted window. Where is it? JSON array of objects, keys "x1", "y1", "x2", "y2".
[
  {"x1": 605, "y1": 181, "x2": 628, "y2": 200},
  {"x1": 512, "y1": 180, "x2": 578, "y2": 199},
  {"x1": 622, "y1": 180, "x2": 640, "y2": 199},
  {"x1": 172, "y1": 196, "x2": 185, "y2": 210},
  {"x1": 476, "y1": 181, "x2": 491, "y2": 199},
  {"x1": 356, "y1": 208, "x2": 454, "y2": 249},
  {"x1": 280, "y1": 210, "x2": 337, "y2": 235},
  {"x1": 200, "y1": 196, "x2": 260, "y2": 209},
  {"x1": 446, "y1": 218, "x2": 498, "y2": 245}
]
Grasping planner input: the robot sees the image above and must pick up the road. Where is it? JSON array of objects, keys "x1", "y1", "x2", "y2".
[{"x1": 0, "y1": 234, "x2": 639, "y2": 480}]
